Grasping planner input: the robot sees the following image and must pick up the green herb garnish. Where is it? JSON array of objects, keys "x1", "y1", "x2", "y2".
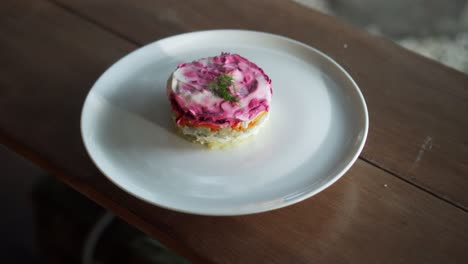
[{"x1": 207, "y1": 74, "x2": 239, "y2": 102}]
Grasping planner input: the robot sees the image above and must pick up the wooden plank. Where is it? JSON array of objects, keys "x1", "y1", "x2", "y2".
[
  {"x1": 50, "y1": 0, "x2": 468, "y2": 210},
  {"x1": 1, "y1": 0, "x2": 467, "y2": 263}
]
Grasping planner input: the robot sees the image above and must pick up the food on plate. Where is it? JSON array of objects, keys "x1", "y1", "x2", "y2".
[{"x1": 166, "y1": 52, "x2": 272, "y2": 148}]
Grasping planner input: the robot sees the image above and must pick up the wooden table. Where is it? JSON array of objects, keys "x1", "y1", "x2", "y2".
[{"x1": 1, "y1": 0, "x2": 467, "y2": 263}]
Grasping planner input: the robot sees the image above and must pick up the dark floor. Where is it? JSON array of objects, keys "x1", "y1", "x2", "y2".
[
  {"x1": 0, "y1": 146, "x2": 45, "y2": 263},
  {"x1": 0, "y1": 147, "x2": 189, "y2": 264}
]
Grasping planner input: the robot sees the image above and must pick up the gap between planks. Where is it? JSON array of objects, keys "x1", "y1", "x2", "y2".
[{"x1": 361, "y1": 157, "x2": 468, "y2": 213}]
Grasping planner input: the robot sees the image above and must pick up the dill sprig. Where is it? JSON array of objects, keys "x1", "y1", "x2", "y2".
[{"x1": 207, "y1": 74, "x2": 239, "y2": 102}]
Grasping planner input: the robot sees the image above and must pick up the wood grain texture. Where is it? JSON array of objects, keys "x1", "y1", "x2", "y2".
[
  {"x1": 1, "y1": 0, "x2": 467, "y2": 263},
  {"x1": 50, "y1": 0, "x2": 468, "y2": 210}
]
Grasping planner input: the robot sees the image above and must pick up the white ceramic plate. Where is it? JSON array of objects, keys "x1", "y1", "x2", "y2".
[{"x1": 81, "y1": 30, "x2": 368, "y2": 216}]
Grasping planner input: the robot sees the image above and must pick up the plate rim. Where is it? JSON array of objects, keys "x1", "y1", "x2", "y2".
[{"x1": 80, "y1": 29, "x2": 369, "y2": 216}]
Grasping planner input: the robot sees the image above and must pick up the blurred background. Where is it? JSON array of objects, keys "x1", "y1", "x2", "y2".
[
  {"x1": 2, "y1": 1, "x2": 467, "y2": 264},
  {"x1": 296, "y1": 0, "x2": 468, "y2": 73}
]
